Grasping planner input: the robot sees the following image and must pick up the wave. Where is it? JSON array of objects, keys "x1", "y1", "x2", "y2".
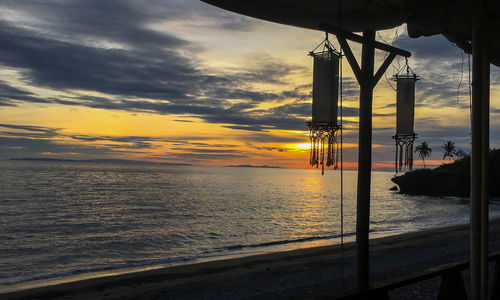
[
  {"x1": 1, "y1": 233, "x2": 359, "y2": 287},
  {"x1": 209, "y1": 233, "x2": 356, "y2": 253}
]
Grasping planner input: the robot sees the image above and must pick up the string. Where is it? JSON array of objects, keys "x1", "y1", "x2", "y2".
[
  {"x1": 377, "y1": 26, "x2": 401, "y2": 92},
  {"x1": 457, "y1": 49, "x2": 464, "y2": 104}
]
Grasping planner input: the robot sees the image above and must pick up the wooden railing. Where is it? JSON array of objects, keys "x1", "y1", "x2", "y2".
[{"x1": 320, "y1": 251, "x2": 500, "y2": 300}]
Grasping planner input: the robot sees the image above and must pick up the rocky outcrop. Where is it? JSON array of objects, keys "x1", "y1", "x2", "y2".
[{"x1": 391, "y1": 149, "x2": 500, "y2": 197}]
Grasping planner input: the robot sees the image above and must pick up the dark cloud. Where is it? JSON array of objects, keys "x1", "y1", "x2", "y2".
[
  {"x1": 395, "y1": 35, "x2": 459, "y2": 59},
  {"x1": 0, "y1": 16, "x2": 309, "y2": 132},
  {"x1": 393, "y1": 32, "x2": 470, "y2": 109},
  {"x1": 190, "y1": 142, "x2": 238, "y2": 148},
  {"x1": 167, "y1": 152, "x2": 246, "y2": 161},
  {"x1": 0, "y1": 123, "x2": 241, "y2": 162},
  {"x1": 0, "y1": 136, "x2": 117, "y2": 158},
  {"x1": 0, "y1": 0, "x2": 258, "y2": 46},
  {"x1": 171, "y1": 148, "x2": 239, "y2": 154},
  {"x1": 0, "y1": 123, "x2": 60, "y2": 138},
  {"x1": 243, "y1": 132, "x2": 305, "y2": 144},
  {"x1": 0, "y1": 81, "x2": 48, "y2": 106},
  {"x1": 0, "y1": 20, "x2": 197, "y2": 99},
  {"x1": 252, "y1": 146, "x2": 286, "y2": 152},
  {"x1": 0, "y1": 0, "x2": 316, "y2": 134}
]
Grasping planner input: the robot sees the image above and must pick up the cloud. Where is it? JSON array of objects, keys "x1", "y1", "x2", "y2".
[
  {"x1": 395, "y1": 34, "x2": 459, "y2": 59},
  {"x1": 0, "y1": 136, "x2": 118, "y2": 158},
  {"x1": 166, "y1": 152, "x2": 246, "y2": 161},
  {"x1": 0, "y1": 16, "x2": 311, "y2": 132},
  {"x1": 0, "y1": 123, "x2": 170, "y2": 159},
  {"x1": 393, "y1": 32, "x2": 470, "y2": 109}
]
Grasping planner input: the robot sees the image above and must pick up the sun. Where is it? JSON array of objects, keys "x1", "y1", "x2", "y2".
[{"x1": 286, "y1": 143, "x2": 310, "y2": 151}]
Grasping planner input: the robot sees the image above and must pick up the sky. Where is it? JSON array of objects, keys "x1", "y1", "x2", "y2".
[{"x1": 0, "y1": 0, "x2": 499, "y2": 170}]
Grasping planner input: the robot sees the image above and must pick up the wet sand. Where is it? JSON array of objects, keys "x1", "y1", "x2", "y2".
[{"x1": 2, "y1": 217, "x2": 500, "y2": 299}]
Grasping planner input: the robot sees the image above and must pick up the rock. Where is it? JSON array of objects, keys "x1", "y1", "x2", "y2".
[{"x1": 391, "y1": 149, "x2": 500, "y2": 197}]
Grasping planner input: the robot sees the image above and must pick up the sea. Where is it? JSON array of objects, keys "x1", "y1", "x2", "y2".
[{"x1": 1, "y1": 159, "x2": 500, "y2": 291}]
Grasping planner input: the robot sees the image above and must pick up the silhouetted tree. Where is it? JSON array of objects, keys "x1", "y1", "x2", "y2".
[
  {"x1": 455, "y1": 149, "x2": 467, "y2": 159},
  {"x1": 415, "y1": 141, "x2": 432, "y2": 168},
  {"x1": 442, "y1": 141, "x2": 456, "y2": 161}
]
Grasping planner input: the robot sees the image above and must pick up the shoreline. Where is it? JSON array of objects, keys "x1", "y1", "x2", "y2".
[
  {"x1": 3, "y1": 217, "x2": 500, "y2": 299},
  {"x1": 2, "y1": 212, "x2": 488, "y2": 292},
  {"x1": 0, "y1": 218, "x2": 467, "y2": 294}
]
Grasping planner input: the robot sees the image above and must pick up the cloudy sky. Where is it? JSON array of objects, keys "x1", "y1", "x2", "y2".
[{"x1": 0, "y1": 0, "x2": 499, "y2": 169}]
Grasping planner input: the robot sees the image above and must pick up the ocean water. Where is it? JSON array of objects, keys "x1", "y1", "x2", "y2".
[{"x1": 1, "y1": 160, "x2": 499, "y2": 289}]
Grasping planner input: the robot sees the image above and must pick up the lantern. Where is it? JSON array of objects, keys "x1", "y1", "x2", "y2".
[
  {"x1": 307, "y1": 40, "x2": 341, "y2": 175},
  {"x1": 393, "y1": 67, "x2": 419, "y2": 173}
]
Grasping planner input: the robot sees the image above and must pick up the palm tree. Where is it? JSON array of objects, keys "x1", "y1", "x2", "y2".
[
  {"x1": 455, "y1": 149, "x2": 467, "y2": 159},
  {"x1": 415, "y1": 141, "x2": 432, "y2": 168},
  {"x1": 442, "y1": 141, "x2": 456, "y2": 161}
]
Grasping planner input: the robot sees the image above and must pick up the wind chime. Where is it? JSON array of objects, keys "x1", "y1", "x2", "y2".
[
  {"x1": 307, "y1": 34, "x2": 341, "y2": 175},
  {"x1": 393, "y1": 59, "x2": 419, "y2": 173}
]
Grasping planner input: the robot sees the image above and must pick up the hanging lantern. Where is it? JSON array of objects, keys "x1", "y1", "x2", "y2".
[
  {"x1": 307, "y1": 37, "x2": 341, "y2": 175},
  {"x1": 393, "y1": 64, "x2": 419, "y2": 173}
]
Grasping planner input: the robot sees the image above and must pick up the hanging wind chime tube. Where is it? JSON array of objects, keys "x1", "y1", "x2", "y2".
[
  {"x1": 307, "y1": 34, "x2": 341, "y2": 175},
  {"x1": 393, "y1": 60, "x2": 419, "y2": 173}
]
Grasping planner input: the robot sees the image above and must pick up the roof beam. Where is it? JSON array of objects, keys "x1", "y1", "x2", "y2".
[
  {"x1": 373, "y1": 52, "x2": 397, "y2": 88},
  {"x1": 319, "y1": 22, "x2": 411, "y2": 58},
  {"x1": 337, "y1": 37, "x2": 362, "y2": 83}
]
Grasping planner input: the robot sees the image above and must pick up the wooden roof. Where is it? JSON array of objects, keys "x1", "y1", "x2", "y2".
[{"x1": 201, "y1": 0, "x2": 500, "y2": 67}]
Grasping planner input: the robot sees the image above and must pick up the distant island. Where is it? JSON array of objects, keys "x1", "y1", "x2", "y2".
[
  {"x1": 10, "y1": 158, "x2": 192, "y2": 166},
  {"x1": 227, "y1": 164, "x2": 282, "y2": 169},
  {"x1": 391, "y1": 149, "x2": 500, "y2": 197}
]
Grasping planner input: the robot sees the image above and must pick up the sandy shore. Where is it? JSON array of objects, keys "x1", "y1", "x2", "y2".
[{"x1": 2, "y1": 217, "x2": 500, "y2": 299}]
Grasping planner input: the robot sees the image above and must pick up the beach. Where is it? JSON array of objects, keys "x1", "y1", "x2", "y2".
[{"x1": 2, "y1": 217, "x2": 500, "y2": 299}]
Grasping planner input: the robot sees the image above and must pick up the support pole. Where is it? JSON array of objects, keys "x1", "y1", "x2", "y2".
[
  {"x1": 480, "y1": 54, "x2": 489, "y2": 299},
  {"x1": 335, "y1": 29, "x2": 404, "y2": 291},
  {"x1": 356, "y1": 29, "x2": 375, "y2": 290},
  {"x1": 470, "y1": 0, "x2": 490, "y2": 297}
]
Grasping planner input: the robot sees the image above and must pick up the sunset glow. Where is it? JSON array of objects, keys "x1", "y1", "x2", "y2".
[{"x1": 0, "y1": 0, "x2": 499, "y2": 170}]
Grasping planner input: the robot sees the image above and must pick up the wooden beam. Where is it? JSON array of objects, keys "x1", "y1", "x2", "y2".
[
  {"x1": 480, "y1": 43, "x2": 490, "y2": 300},
  {"x1": 320, "y1": 22, "x2": 411, "y2": 58},
  {"x1": 373, "y1": 52, "x2": 397, "y2": 88},
  {"x1": 337, "y1": 37, "x2": 362, "y2": 83},
  {"x1": 356, "y1": 29, "x2": 375, "y2": 290},
  {"x1": 470, "y1": 0, "x2": 490, "y2": 296}
]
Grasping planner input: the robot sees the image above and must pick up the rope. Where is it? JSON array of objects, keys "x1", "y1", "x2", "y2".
[
  {"x1": 457, "y1": 49, "x2": 464, "y2": 104},
  {"x1": 378, "y1": 26, "x2": 402, "y2": 92}
]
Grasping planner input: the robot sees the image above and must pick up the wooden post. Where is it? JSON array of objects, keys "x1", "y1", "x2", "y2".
[
  {"x1": 471, "y1": 0, "x2": 490, "y2": 298},
  {"x1": 491, "y1": 259, "x2": 500, "y2": 299},
  {"x1": 480, "y1": 42, "x2": 489, "y2": 299},
  {"x1": 438, "y1": 270, "x2": 467, "y2": 300},
  {"x1": 356, "y1": 29, "x2": 375, "y2": 290},
  {"x1": 335, "y1": 30, "x2": 400, "y2": 291}
]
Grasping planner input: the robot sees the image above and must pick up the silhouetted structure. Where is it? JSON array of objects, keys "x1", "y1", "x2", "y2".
[{"x1": 200, "y1": 1, "x2": 496, "y2": 298}]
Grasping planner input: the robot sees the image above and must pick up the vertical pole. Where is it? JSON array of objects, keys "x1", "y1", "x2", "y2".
[
  {"x1": 356, "y1": 29, "x2": 375, "y2": 290},
  {"x1": 470, "y1": 32, "x2": 483, "y2": 300},
  {"x1": 480, "y1": 47, "x2": 489, "y2": 300},
  {"x1": 470, "y1": 0, "x2": 489, "y2": 297},
  {"x1": 470, "y1": 36, "x2": 483, "y2": 300}
]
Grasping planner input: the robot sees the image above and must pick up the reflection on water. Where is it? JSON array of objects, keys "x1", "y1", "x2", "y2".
[{"x1": 1, "y1": 160, "x2": 499, "y2": 287}]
